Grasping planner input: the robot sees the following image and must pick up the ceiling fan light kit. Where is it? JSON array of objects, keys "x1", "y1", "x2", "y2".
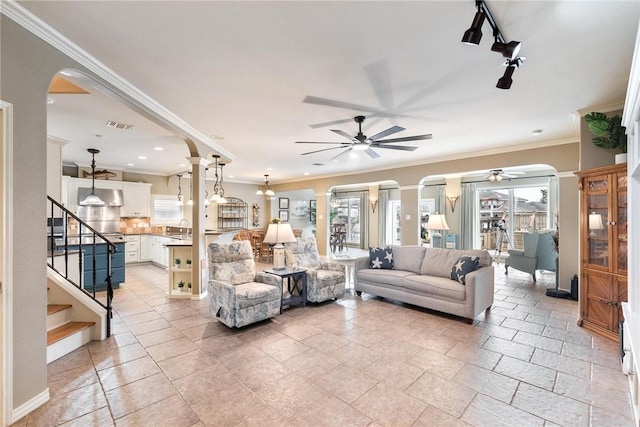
[
  {"x1": 296, "y1": 115, "x2": 432, "y2": 161},
  {"x1": 462, "y1": 0, "x2": 526, "y2": 89}
]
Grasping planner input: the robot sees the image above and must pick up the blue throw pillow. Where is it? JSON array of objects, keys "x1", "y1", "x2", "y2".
[
  {"x1": 369, "y1": 247, "x2": 394, "y2": 269},
  {"x1": 450, "y1": 256, "x2": 479, "y2": 285}
]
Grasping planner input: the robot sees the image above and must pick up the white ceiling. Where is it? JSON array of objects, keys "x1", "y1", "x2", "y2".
[{"x1": 20, "y1": 1, "x2": 640, "y2": 185}]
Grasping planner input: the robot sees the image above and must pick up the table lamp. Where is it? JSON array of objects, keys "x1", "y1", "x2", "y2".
[
  {"x1": 426, "y1": 213, "x2": 450, "y2": 248},
  {"x1": 264, "y1": 223, "x2": 297, "y2": 270},
  {"x1": 588, "y1": 212, "x2": 604, "y2": 237}
]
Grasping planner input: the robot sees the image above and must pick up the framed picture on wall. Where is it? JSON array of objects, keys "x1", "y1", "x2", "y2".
[
  {"x1": 279, "y1": 210, "x2": 289, "y2": 221},
  {"x1": 279, "y1": 198, "x2": 289, "y2": 209}
]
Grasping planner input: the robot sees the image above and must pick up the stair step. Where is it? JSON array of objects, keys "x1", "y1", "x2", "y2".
[
  {"x1": 47, "y1": 321, "x2": 95, "y2": 346},
  {"x1": 47, "y1": 304, "x2": 72, "y2": 315}
]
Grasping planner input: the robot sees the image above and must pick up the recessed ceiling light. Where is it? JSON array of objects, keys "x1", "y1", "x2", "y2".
[
  {"x1": 267, "y1": 167, "x2": 273, "y2": 171},
  {"x1": 105, "y1": 120, "x2": 134, "y2": 130},
  {"x1": 179, "y1": 163, "x2": 186, "y2": 167},
  {"x1": 126, "y1": 163, "x2": 135, "y2": 167},
  {"x1": 153, "y1": 146, "x2": 164, "y2": 151},
  {"x1": 47, "y1": 97, "x2": 55, "y2": 105},
  {"x1": 138, "y1": 156, "x2": 147, "y2": 160},
  {"x1": 228, "y1": 175, "x2": 235, "y2": 178},
  {"x1": 531, "y1": 129, "x2": 543, "y2": 135},
  {"x1": 304, "y1": 172, "x2": 310, "y2": 176}
]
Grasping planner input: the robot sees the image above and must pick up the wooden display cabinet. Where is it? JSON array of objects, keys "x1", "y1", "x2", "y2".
[{"x1": 576, "y1": 163, "x2": 627, "y2": 341}]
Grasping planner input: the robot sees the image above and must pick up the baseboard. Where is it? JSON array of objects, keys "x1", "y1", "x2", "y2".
[{"x1": 10, "y1": 388, "x2": 50, "y2": 424}]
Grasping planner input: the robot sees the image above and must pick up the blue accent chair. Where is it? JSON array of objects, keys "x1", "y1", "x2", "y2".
[{"x1": 505, "y1": 232, "x2": 558, "y2": 282}]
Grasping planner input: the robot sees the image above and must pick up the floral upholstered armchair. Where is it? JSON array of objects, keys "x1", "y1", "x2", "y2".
[
  {"x1": 284, "y1": 236, "x2": 345, "y2": 303},
  {"x1": 208, "y1": 240, "x2": 282, "y2": 328}
]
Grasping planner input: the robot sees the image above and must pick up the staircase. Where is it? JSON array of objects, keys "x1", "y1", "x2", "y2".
[
  {"x1": 46, "y1": 303, "x2": 95, "y2": 364},
  {"x1": 47, "y1": 195, "x2": 115, "y2": 363}
]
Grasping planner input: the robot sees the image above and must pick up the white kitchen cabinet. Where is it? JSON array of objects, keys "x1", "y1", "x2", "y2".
[
  {"x1": 122, "y1": 182, "x2": 152, "y2": 217},
  {"x1": 140, "y1": 235, "x2": 152, "y2": 261},
  {"x1": 124, "y1": 235, "x2": 140, "y2": 264}
]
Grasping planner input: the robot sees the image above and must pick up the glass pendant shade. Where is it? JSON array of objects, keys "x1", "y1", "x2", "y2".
[{"x1": 329, "y1": 190, "x2": 342, "y2": 208}]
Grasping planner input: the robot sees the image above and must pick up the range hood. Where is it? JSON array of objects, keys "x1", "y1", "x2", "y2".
[{"x1": 77, "y1": 188, "x2": 124, "y2": 207}]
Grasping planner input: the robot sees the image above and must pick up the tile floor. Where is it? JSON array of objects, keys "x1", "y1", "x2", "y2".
[{"x1": 13, "y1": 261, "x2": 635, "y2": 426}]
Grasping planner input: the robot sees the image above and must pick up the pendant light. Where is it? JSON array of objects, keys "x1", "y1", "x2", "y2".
[
  {"x1": 79, "y1": 148, "x2": 106, "y2": 206},
  {"x1": 176, "y1": 174, "x2": 184, "y2": 206},
  {"x1": 204, "y1": 168, "x2": 210, "y2": 206},
  {"x1": 186, "y1": 171, "x2": 194, "y2": 206},
  {"x1": 217, "y1": 162, "x2": 228, "y2": 204},
  {"x1": 211, "y1": 154, "x2": 227, "y2": 203},
  {"x1": 329, "y1": 189, "x2": 342, "y2": 208},
  {"x1": 257, "y1": 174, "x2": 274, "y2": 196}
]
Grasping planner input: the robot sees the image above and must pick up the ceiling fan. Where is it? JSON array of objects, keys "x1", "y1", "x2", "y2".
[
  {"x1": 296, "y1": 115, "x2": 432, "y2": 162},
  {"x1": 485, "y1": 169, "x2": 525, "y2": 181}
]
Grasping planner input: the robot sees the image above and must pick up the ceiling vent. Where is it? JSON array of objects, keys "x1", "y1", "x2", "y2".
[
  {"x1": 312, "y1": 163, "x2": 325, "y2": 166},
  {"x1": 105, "y1": 120, "x2": 134, "y2": 130}
]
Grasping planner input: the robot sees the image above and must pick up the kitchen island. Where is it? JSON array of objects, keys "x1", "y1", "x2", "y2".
[{"x1": 55, "y1": 236, "x2": 126, "y2": 291}]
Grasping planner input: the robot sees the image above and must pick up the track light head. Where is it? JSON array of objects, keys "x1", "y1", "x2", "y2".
[
  {"x1": 491, "y1": 40, "x2": 522, "y2": 59},
  {"x1": 496, "y1": 57, "x2": 525, "y2": 90},
  {"x1": 461, "y1": 10, "x2": 486, "y2": 45}
]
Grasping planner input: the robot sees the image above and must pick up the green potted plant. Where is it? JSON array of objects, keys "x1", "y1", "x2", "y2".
[
  {"x1": 174, "y1": 258, "x2": 181, "y2": 268},
  {"x1": 177, "y1": 280, "x2": 185, "y2": 291},
  {"x1": 186, "y1": 259, "x2": 192, "y2": 269},
  {"x1": 585, "y1": 112, "x2": 627, "y2": 163}
]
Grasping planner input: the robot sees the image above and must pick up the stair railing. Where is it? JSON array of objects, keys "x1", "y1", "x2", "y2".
[{"x1": 47, "y1": 196, "x2": 114, "y2": 337}]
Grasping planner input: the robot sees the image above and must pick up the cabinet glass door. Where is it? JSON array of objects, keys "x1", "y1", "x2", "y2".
[
  {"x1": 617, "y1": 173, "x2": 628, "y2": 273},
  {"x1": 586, "y1": 176, "x2": 609, "y2": 267}
]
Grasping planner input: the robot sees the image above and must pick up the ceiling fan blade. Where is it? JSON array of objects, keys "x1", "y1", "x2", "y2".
[
  {"x1": 330, "y1": 148, "x2": 353, "y2": 162},
  {"x1": 310, "y1": 117, "x2": 356, "y2": 129},
  {"x1": 300, "y1": 146, "x2": 348, "y2": 155},
  {"x1": 374, "y1": 134, "x2": 433, "y2": 144},
  {"x1": 369, "y1": 144, "x2": 417, "y2": 151},
  {"x1": 295, "y1": 141, "x2": 349, "y2": 145},
  {"x1": 365, "y1": 148, "x2": 381, "y2": 159},
  {"x1": 331, "y1": 129, "x2": 356, "y2": 141},
  {"x1": 303, "y1": 96, "x2": 382, "y2": 113},
  {"x1": 368, "y1": 125, "x2": 405, "y2": 142}
]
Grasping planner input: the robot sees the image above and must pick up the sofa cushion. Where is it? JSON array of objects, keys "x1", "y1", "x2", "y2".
[
  {"x1": 420, "y1": 248, "x2": 463, "y2": 278},
  {"x1": 234, "y1": 282, "x2": 281, "y2": 309},
  {"x1": 403, "y1": 274, "x2": 466, "y2": 302},
  {"x1": 391, "y1": 245, "x2": 426, "y2": 274},
  {"x1": 369, "y1": 247, "x2": 394, "y2": 269},
  {"x1": 357, "y1": 268, "x2": 413, "y2": 287},
  {"x1": 421, "y1": 248, "x2": 491, "y2": 277},
  {"x1": 449, "y1": 256, "x2": 480, "y2": 285}
]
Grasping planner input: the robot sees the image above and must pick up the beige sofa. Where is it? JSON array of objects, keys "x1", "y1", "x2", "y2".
[{"x1": 354, "y1": 246, "x2": 494, "y2": 323}]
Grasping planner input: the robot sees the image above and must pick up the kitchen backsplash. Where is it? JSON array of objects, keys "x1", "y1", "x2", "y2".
[{"x1": 119, "y1": 217, "x2": 161, "y2": 234}]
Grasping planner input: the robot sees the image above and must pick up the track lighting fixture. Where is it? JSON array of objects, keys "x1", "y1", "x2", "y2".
[
  {"x1": 491, "y1": 40, "x2": 522, "y2": 60},
  {"x1": 461, "y1": 3, "x2": 485, "y2": 45},
  {"x1": 462, "y1": 0, "x2": 526, "y2": 89},
  {"x1": 496, "y1": 57, "x2": 525, "y2": 90}
]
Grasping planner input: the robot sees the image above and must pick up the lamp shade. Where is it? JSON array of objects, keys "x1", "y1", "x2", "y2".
[
  {"x1": 589, "y1": 212, "x2": 604, "y2": 230},
  {"x1": 426, "y1": 214, "x2": 450, "y2": 231},
  {"x1": 263, "y1": 223, "x2": 297, "y2": 245}
]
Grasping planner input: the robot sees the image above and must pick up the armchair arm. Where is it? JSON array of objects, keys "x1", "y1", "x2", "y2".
[
  {"x1": 320, "y1": 262, "x2": 345, "y2": 273},
  {"x1": 209, "y1": 279, "x2": 238, "y2": 325},
  {"x1": 507, "y1": 249, "x2": 525, "y2": 256},
  {"x1": 255, "y1": 272, "x2": 283, "y2": 292}
]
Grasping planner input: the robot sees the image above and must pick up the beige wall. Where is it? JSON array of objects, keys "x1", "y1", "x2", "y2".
[
  {"x1": 46, "y1": 138, "x2": 63, "y2": 201},
  {"x1": 2, "y1": 15, "x2": 71, "y2": 412}
]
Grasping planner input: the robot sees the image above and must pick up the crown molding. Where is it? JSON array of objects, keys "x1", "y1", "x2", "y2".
[{"x1": 1, "y1": 1, "x2": 234, "y2": 162}]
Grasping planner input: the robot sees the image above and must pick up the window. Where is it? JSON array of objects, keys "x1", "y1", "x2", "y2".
[{"x1": 152, "y1": 196, "x2": 182, "y2": 224}]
